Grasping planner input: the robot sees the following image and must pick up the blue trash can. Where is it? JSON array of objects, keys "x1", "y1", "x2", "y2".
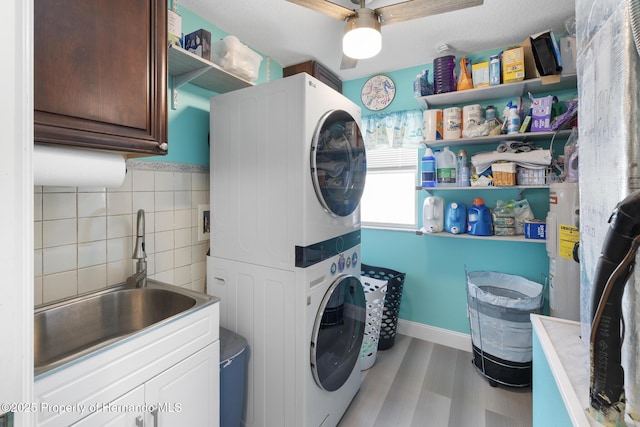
[{"x1": 220, "y1": 327, "x2": 249, "y2": 427}]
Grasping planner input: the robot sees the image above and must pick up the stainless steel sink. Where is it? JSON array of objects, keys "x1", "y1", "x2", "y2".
[{"x1": 34, "y1": 279, "x2": 216, "y2": 376}]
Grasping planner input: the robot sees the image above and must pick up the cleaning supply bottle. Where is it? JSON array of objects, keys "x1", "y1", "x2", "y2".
[
  {"x1": 421, "y1": 147, "x2": 437, "y2": 188},
  {"x1": 445, "y1": 201, "x2": 467, "y2": 234},
  {"x1": 467, "y1": 198, "x2": 493, "y2": 236},
  {"x1": 456, "y1": 149, "x2": 470, "y2": 187},
  {"x1": 435, "y1": 147, "x2": 457, "y2": 187},
  {"x1": 414, "y1": 74, "x2": 423, "y2": 98},
  {"x1": 421, "y1": 196, "x2": 444, "y2": 233},
  {"x1": 507, "y1": 105, "x2": 520, "y2": 134}
]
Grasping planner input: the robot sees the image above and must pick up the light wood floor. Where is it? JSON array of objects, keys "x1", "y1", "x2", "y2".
[{"x1": 338, "y1": 334, "x2": 533, "y2": 427}]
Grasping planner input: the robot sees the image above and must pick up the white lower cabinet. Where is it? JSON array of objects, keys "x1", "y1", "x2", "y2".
[
  {"x1": 35, "y1": 303, "x2": 219, "y2": 427},
  {"x1": 145, "y1": 343, "x2": 219, "y2": 426},
  {"x1": 71, "y1": 386, "x2": 144, "y2": 427},
  {"x1": 71, "y1": 343, "x2": 220, "y2": 427}
]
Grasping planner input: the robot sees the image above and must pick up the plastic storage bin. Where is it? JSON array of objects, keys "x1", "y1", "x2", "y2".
[
  {"x1": 361, "y1": 264, "x2": 406, "y2": 350},
  {"x1": 466, "y1": 271, "x2": 543, "y2": 387},
  {"x1": 210, "y1": 35, "x2": 263, "y2": 82},
  {"x1": 220, "y1": 327, "x2": 249, "y2": 427},
  {"x1": 359, "y1": 277, "x2": 388, "y2": 370}
]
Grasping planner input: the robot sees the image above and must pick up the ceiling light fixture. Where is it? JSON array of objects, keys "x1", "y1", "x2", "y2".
[{"x1": 342, "y1": 8, "x2": 381, "y2": 60}]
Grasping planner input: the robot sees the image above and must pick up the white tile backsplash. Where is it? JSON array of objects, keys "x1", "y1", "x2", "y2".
[
  {"x1": 34, "y1": 167, "x2": 210, "y2": 306},
  {"x1": 43, "y1": 193, "x2": 76, "y2": 220}
]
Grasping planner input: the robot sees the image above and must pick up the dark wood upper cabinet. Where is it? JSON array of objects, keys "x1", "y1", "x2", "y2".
[{"x1": 34, "y1": 0, "x2": 168, "y2": 156}]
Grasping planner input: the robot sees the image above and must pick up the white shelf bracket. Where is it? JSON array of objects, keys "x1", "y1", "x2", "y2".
[{"x1": 170, "y1": 65, "x2": 212, "y2": 110}]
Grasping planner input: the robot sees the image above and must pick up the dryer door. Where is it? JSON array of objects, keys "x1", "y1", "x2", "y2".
[
  {"x1": 311, "y1": 110, "x2": 366, "y2": 217},
  {"x1": 311, "y1": 274, "x2": 366, "y2": 391}
]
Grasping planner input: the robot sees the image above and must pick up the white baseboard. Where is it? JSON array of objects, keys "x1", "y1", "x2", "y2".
[{"x1": 397, "y1": 319, "x2": 471, "y2": 353}]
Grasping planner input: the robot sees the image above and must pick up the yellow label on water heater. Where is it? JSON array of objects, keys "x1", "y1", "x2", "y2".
[{"x1": 559, "y1": 224, "x2": 580, "y2": 260}]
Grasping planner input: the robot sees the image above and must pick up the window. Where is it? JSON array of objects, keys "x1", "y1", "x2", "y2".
[{"x1": 361, "y1": 145, "x2": 418, "y2": 229}]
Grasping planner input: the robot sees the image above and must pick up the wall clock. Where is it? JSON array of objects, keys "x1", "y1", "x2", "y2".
[{"x1": 361, "y1": 75, "x2": 395, "y2": 111}]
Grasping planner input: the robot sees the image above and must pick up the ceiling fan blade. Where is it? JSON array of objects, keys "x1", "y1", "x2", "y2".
[
  {"x1": 376, "y1": 0, "x2": 484, "y2": 26},
  {"x1": 340, "y1": 54, "x2": 358, "y2": 70},
  {"x1": 286, "y1": 0, "x2": 356, "y2": 21}
]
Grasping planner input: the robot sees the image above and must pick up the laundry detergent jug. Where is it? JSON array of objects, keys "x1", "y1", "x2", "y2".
[
  {"x1": 445, "y1": 202, "x2": 467, "y2": 234},
  {"x1": 467, "y1": 198, "x2": 493, "y2": 236},
  {"x1": 421, "y1": 196, "x2": 444, "y2": 233}
]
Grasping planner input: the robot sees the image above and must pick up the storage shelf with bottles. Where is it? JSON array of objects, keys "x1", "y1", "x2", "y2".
[
  {"x1": 168, "y1": 44, "x2": 255, "y2": 108},
  {"x1": 422, "y1": 129, "x2": 572, "y2": 149},
  {"x1": 416, "y1": 73, "x2": 577, "y2": 109},
  {"x1": 414, "y1": 230, "x2": 545, "y2": 244}
]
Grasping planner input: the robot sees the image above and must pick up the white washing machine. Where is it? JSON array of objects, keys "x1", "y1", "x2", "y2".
[
  {"x1": 209, "y1": 73, "x2": 365, "y2": 271},
  {"x1": 208, "y1": 242, "x2": 365, "y2": 427},
  {"x1": 208, "y1": 73, "x2": 367, "y2": 426}
]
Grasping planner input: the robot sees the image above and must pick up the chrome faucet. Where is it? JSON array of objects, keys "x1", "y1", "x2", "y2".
[{"x1": 126, "y1": 209, "x2": 147, "y2": 288}]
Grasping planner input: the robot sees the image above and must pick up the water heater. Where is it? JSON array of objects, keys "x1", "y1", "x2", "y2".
[{"x1": 546, "y1": 182, "x2": 580, "y2": 321}]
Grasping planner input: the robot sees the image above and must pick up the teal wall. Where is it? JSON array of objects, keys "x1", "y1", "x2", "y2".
[{"x1": 144, "y1": 7, "x2": 284, "y2": 166}]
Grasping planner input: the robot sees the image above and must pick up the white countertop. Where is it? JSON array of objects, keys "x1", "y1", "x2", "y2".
[{"x1": 531, "y1": 314, "x2": 603, "y2": 426}]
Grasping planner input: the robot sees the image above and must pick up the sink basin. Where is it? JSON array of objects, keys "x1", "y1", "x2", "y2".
[{"x1": 34, "y1": 279, "x2": 216, "y2": 376}]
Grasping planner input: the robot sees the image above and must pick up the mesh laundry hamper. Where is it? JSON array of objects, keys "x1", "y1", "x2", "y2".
[
  {"x1": 361, "y1": 264, "x2": 406, "y2": 350},
  {"x1": 359, "y1": 277, "x2": 388, "y2": 370},
  {"x1": 466, "y1": 271, "x2": 543, "y2": 387}
]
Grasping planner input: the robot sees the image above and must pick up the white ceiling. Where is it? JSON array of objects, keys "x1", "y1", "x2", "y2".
[{"x1": 179, "y1": 0, "x2": 576, "y2": 81}]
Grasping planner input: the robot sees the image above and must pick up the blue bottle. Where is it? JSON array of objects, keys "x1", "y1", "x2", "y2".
[
  {"x1": 421, "y1": 147, "x2": 437, "y2": 188},
  {"x1": 467, "y1": 198, "x2": 493, "y2": 236}
]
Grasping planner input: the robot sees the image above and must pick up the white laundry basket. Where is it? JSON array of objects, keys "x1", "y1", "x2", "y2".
[
  {"x1": 466, "y1": 270, "x2": 543, "y2": 387},
  {"x1": 359, "y1": 277, "x2": 388, "y2": 370}
]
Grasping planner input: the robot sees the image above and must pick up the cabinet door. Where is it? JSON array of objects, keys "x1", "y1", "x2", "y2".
[
  {"x1": 71, "y1": 386, "x2": 144, "y2": 427},
  {"x1": 145, "y1": 342, "x2": 220, "y2": 427},
  {"x1": 34, "y1": 0, "x2": 168, "y2": 156}
]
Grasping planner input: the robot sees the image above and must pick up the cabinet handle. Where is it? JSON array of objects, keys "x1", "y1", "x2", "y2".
[
  {"x1": 135, "y1": 415, "x2": 144, "y2": 427},
  {"x1": 150, "y1": 406, "x2": 159, "y2": 427}
]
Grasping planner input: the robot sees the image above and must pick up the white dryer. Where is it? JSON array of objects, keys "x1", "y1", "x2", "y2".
[
  {"x1": 208, "y1": 241, "x2": 365, "y2": 427},
  {"x1": 209, "y1": 73, "x2": 365, "y2": 271}
]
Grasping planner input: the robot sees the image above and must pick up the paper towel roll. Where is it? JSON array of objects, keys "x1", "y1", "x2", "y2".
[
  {"x1": 423, "y1": 109, "x2": 443, "y2": 141},
  {"x1": 34, "y1": 145, "x2": 126, "y2": 187}
]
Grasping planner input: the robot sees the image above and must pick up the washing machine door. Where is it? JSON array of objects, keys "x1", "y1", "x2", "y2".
[
  {"x1": 311, "y1": 110, "x2": 366, "y2": 217},
  {"x1": 311, "y1": 274, "x2": 366, "y2": 391}
]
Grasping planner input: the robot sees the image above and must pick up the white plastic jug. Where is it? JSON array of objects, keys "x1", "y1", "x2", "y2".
[
  {"x1": 421, "y1": 196, "x2": 444, "y2": 233},
  {"x1": 436, "y1": 147, "x2": 457, "y2": 187}
]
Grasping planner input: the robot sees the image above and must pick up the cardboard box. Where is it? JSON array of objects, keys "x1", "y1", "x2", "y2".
[
  {"x1": 168, "y1": 10, "x2": 182, "y2": 46},
  {"x1": 560, "y1": 36, "x2": 577, "y2": 75},
  {"x1": 522, "y1": 37, "x2": 561, "y2": 84},
  {"x1": 524, "y1": 220, "x2": 546, "y2": 239},
  {"x1": 471, "y1": 62, "x2": 490, "y2": 88},
  {"x1": 531, "y1": 95, "x2": 554, "y2": 132},
  {"x1": 502, "y1": 47, "x2": 525, "y2": 83},
  {"x1": 184, "y1": 29, "x2": 211, "y2": 60}
]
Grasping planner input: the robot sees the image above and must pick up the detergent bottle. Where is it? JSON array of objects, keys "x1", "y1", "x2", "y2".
[
  {"x1": 467, "y1": 198, "x2": 493, "y2": 236},
  {"x1": 445, "y1": 202, "x2": 467, "y2": 234},
  {"x1": 421, "y1": 147, "x2": 437, "y2": 188},
  {"x1": 435, "y1": 147, "x2": 457, "y2": 187},
  {"x1": 421, "y1": 196, "x2": 444, "y2": 233}
]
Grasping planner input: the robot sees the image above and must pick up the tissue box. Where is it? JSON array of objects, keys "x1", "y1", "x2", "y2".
[
  {"x1": 531, "y1": 95, "x2": 553, "y2": 132},
  {"x1": 502, "y1": 47, "x2": 525, "y2": 83},
  {"x1": 184, "y1": 29, "x2": 211, "y2": 60},
  {"x1": 210, "y1": 35, "x2": 263, "y2": 82},
  {"x1": 524, "y1": 220, "x2": 546, "y2": 239}
]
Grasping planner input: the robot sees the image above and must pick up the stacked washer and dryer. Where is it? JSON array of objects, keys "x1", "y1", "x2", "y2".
[{"x1": 207, "y1": 73, "x2": 367, "y2": 427}]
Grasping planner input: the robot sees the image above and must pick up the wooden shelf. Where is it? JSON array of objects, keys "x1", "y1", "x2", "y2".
[
  {"x1": 168, "y1": 44, "x2": 255, "y2": 108},
  {"x1": 416, "y1": 73, "x2": 577, "y2": 108}
]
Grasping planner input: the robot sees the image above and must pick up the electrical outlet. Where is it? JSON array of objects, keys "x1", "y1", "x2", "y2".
[{"x1": 198, "y1": 204, "x2": 210, "y2": 242}]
